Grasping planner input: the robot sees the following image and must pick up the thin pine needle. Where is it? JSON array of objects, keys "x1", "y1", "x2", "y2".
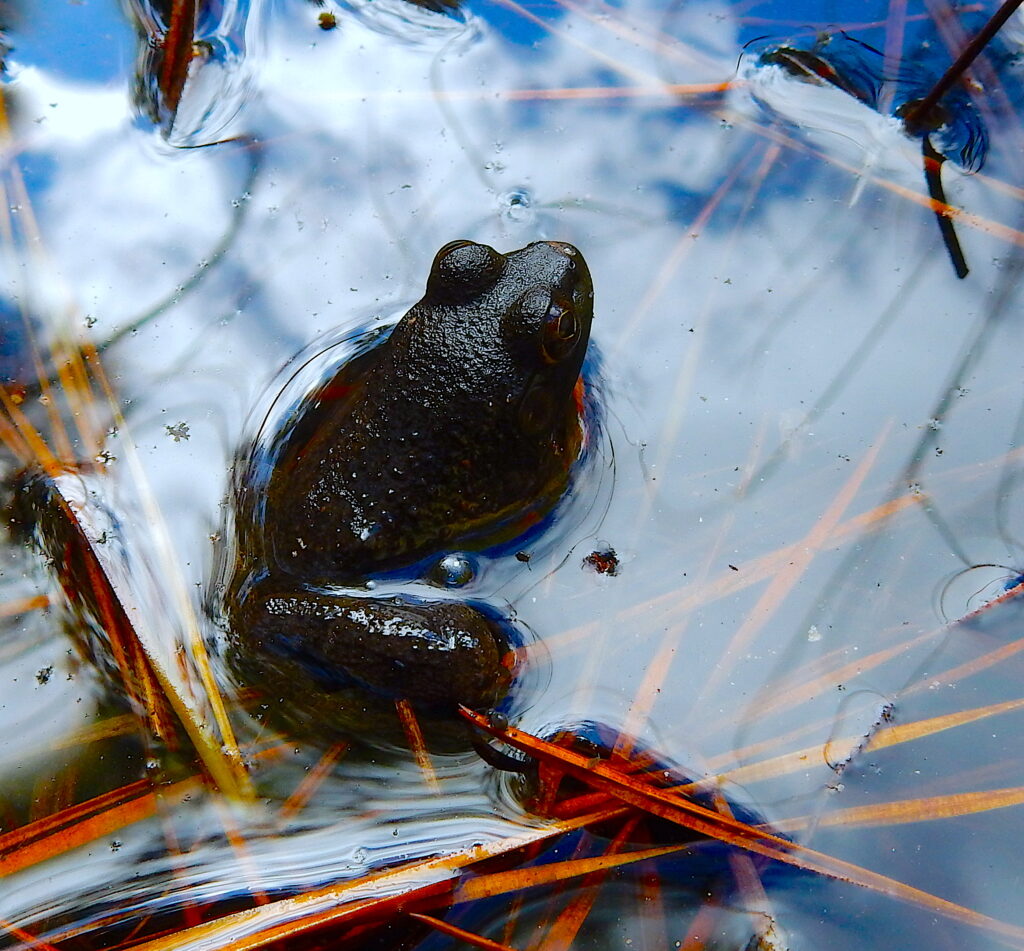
[
  {"x1": 121, "y1": 806, "x2": 628, "y2": 951},
  {"x1": 279, "y1": 742, "x2": 350, "y2": 820},
  {"x1": 773, "y1": 785, "x2": 1024, "y2": 833},
  {"x1": 455, "y1": 842, "x2": 690, "y2": 905},
  {"x1": 0, "y1": 918, "x2": 62, "y2": 951},
  {"x1": 408, "y1": 913, "x2": 520, "y2": 951},
  {"x1": 531, "y1": 815, "x2": 641, "y2": 951},
  {"x1": 461, "y1": 708, "x2": 1024, "y2": 945},
  {"x1": 395, "y1": 699, "x2": 440, "y2": 792},
  {"x1": 696, "y1": 424, "x2": 890, "y2": 708},
  {"x1": 0, "y1": 594, "x2": 49, "y2": 619},
  {"x1": 0, "y1": 778, "x2": 200, "y2": 878}
]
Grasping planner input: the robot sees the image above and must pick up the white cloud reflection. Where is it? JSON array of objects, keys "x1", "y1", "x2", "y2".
[{"x1": 3, "y1": 0, "x2": 1024, "y2": 943}]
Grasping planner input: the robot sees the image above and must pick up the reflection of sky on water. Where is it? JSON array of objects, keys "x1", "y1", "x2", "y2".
[
  {"x1": 3, "y1": 0, "x2": 1024, "y2": 945},
  {"x1": 7, "y1": 0, "x2": 131, "y2": 82}
]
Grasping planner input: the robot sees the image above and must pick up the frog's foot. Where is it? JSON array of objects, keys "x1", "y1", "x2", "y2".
[{"x1": 233, "y1": 586, "x2": 515, "y2": 721}]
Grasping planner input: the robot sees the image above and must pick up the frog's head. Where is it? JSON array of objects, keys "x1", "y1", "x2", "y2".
[{"x1": 416, "y1": 239, "x2": 594, "y2": 436}]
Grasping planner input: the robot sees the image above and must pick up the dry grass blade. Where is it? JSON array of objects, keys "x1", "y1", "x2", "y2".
[
  {"x1": 773, "y1": 786, "x2": 1024, "y2": 833},
  {"x1": 0, "y1": 594, "x2": 49, "y2": 620},
  {"x1": 565, "y1": 490, "x2": 920, "y2": 660},
  {"x1": 696, "y1": 425, "x2": 889, "y2": 708},
  {"x1": 460, "y1": 708, "x2": 1024, "y2": 945},
  {"x1": 50, "y1": 712, "x2": 141, "y2": 751},
  {"x1": 614, "y1": 149, "x2": 756, "y2": 355},
  {"x1": 908, "y1": 632, "x2": 1024, "y2": 698},
  {"x1": 705, "y1": 697, "x2": 1024, "y2": 789},
  {"x1": 308, "y1": 82, "x2": 734, "y2": 103},
  {"x1": 0, "y1": 778, "x2": 200, "y2": 879},
  {"x1": 715, "y1": 790, "x2": 780, "y2": 948},
  {"x1": 26, "y1": 473, "x2": 177, "y2": 742},
  {"x1": 0, "y1": 104, "x2": 251, "y2": 799},
  {"x1": 159, "y1": 0, "x2": 198, "y2": 116},
  {"x1": 118, "y1": 807, "x2": 628, "y2": 951},
  {"x1": 407, "y1": 913, "x2": 519, "y2": 951},
  {"x1": 279, "y1": 742, "x2": 349, "y2": 820},
  {"x1": 22, "y1": 470, "x2": 252, "y2": 798},
  {"x1": 453, "y1": 842, "x2": 690, "y2": 904},
  {"x1": 0, "y1": 781, "x2": 151, "y2": 855},
  {"x1": 678, "y1": 900, "x2": 728, "y2": 951},
  {"x1": 529, "y1": 814, "x2": 641, "y2": 951},
  {"x1": 0, "y1": 389, "x2": 61, "y2": 475},
  {"x1": 903, "y1": 0, "x2": 1024, "y2": 126},
  {"x1": 498, "y1": 83, "x2": 732, "y2": 101},
  {"x1": 724, "y1": 626, "x2": 936, "y2": 730},
  {"x1": 0, "y1": 918, "x2": 61, "y2": 951},
  {"x1": 81, "y1": 347, "x2": 253, "y2": 800},
  {"x1": 395, "y1": 699, "x2": 440, "y2": 791},
  {"x1": 722, "y1": 108, "x2": 1024, "y2": 249},
  {"x1": 0, "y1": 404, "x2": 33, "y2": 465}
]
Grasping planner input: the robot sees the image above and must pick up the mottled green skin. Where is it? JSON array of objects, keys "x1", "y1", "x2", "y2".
[{"x1": 230, "y1": 241, "x2": 594, "y2": 739}]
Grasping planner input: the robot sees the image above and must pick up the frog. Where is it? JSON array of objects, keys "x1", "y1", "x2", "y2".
[{"x1": 227, "y1": 239, "x2": 594, "y2": 744}]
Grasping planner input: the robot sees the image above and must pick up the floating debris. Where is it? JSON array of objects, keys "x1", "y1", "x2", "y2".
[
  {"x1": 124, "y1": 0, "x2": 258, "y2": 145},
  {"x1": 164, "y1": 421, "x2": 190, "y2": 442},
  {"x1": 583, "y1": 546, "x2": 619, "y2": 575},
  {"x1": 742, "y1": 27, "x2": 995, "y2": 279}
]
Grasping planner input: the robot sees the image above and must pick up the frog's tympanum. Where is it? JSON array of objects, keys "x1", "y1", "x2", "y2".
[{"x1": 229, "y1": 240, "x2": 594, "y2": 744}]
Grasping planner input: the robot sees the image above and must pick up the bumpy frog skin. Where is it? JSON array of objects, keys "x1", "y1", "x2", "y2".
[
  {"x1": 268, "y1": 239, "x2": 594, "y2": 579},
  {"x1": 229, "y1": 240, "x2": 594, "y2": 740}
]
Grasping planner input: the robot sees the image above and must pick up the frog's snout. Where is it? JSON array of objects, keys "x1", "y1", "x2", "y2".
[{"x1": 541, "y1": 240, "x2": 580, "y2": 258}]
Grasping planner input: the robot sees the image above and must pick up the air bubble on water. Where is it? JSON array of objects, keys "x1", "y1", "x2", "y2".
[
  {"x1": 489, "y1": 711, "x2": 509, "y2": 731},
  {"x1": 501, "y1": 188, "x2": 534, "y2": 223},
  {"x1": 431, "y1": 552, "x2": 475, "y2": 587}
]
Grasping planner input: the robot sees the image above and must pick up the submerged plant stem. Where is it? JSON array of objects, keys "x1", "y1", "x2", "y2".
[
  {"x1": 904, "y1": 0, "x2": 1024, "y2": 126},
  {"x1": 922, "y1": 136, "x2": 969, "y2": 278}
]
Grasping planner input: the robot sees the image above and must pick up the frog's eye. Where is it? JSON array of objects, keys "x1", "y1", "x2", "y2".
[
  {"x1": 427, "y1": 241, "x2": 504, "y2": 300},
  {"x1": 505, "y1": 287, "x2": 581, "y2": 365},
  {"x1": 541, "y1": 300, "x2": 580, "y2": 363}
]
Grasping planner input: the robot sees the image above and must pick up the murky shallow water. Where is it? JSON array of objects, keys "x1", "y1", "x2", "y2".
[{"x1": 3, "y1": 0, "x2": 1024, "y2": 947}]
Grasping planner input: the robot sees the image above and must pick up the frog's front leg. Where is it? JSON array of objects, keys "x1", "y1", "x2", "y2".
[{"x1": 232, "y1": 582, "x2": 515, "y2": 725}]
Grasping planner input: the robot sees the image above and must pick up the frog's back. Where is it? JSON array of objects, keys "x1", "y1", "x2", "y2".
[{"x1": 264, "y1": 240, "x2": 594, "y2": 583}]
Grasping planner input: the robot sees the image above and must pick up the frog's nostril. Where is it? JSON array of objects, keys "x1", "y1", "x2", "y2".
[{"x1": 543, "y1": 240, "x2": 575, "y2": 258}]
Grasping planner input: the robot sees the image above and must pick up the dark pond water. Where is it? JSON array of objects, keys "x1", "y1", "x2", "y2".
[{"x1": 3, "y1": 0, "x2": 1024, "y2": 948}]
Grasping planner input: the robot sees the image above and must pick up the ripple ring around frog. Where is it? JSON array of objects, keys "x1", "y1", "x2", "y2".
[{"x1": 221, "y1": 240, "x2": 596, "y2": 750}]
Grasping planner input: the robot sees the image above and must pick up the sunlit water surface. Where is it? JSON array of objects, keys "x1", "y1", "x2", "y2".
[{"x1": 2, "y1": 0, "x2": 1024, "y2": 947}]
